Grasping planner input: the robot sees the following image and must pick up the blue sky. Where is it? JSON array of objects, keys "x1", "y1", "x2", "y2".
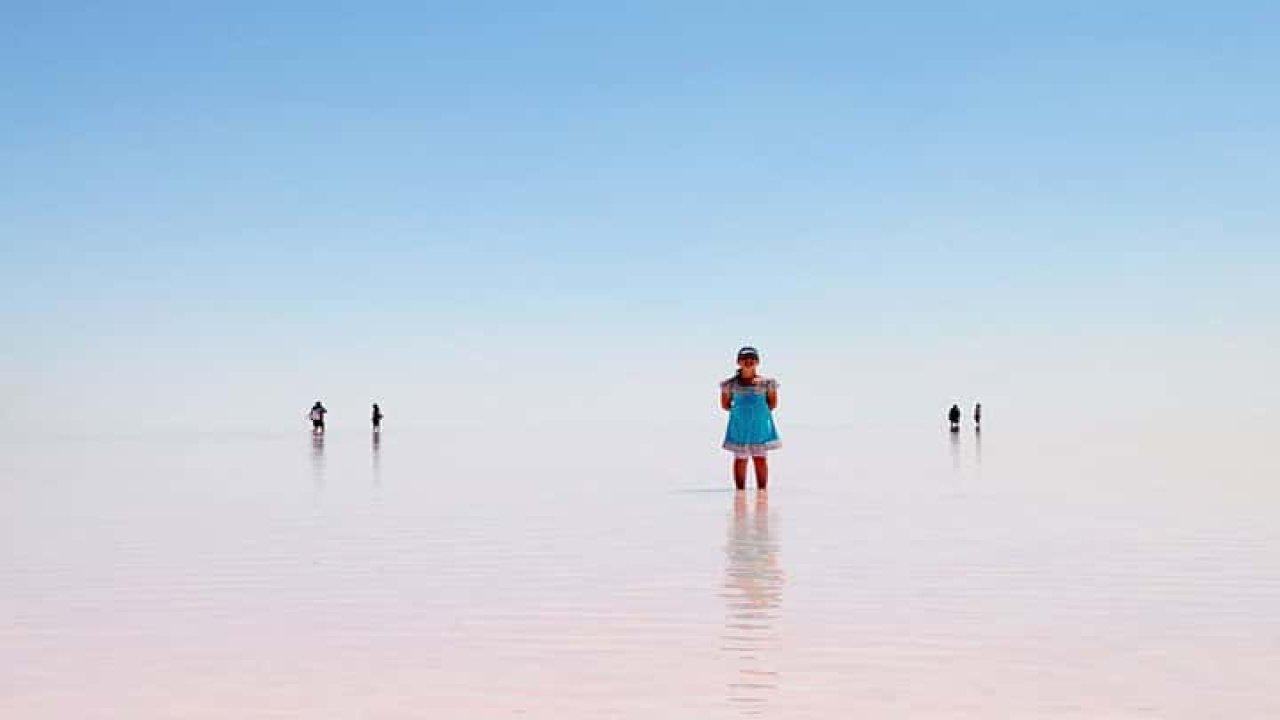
[{"x1": 2, "y1": 3, "x2": 1276, "y2": 433}]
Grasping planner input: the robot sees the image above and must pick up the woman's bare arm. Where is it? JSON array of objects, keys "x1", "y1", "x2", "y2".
[
  {"x1": 767, "y1": 387, "x2": 778, "y2": 410},
  {"x1": 720, "y1": 390, "x2": 733, "y2": 411}
]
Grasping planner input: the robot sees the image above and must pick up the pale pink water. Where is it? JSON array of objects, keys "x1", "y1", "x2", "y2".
[{"x1": 3, "y1": 423, "x2": 1278, "y2": 717}]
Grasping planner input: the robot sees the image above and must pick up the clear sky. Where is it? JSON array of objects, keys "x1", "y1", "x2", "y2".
[{"x1": 2, "y1": 3, "x2": 1277, "y2": 435}]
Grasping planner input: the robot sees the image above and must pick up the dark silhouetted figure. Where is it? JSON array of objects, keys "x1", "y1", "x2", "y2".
[
  {"x1": 948, "y1": 404, "x2": 961, "y2": 432},
  {"x1": 973, "y1": 403, "x2": 982, "y2": 431},
  {"x1": 371, "y1": 403, "x2": 383, "y2": 432},
  {"x1": 309, "y1": 401, "x2": 327, "y2": 434}
]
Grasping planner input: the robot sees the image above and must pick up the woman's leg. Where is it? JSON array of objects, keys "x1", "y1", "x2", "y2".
[
  {"x1": 733, "y1": 458, "x2": 748, "y2": 490},
  {"x1": 752, "y1": 456, "x2": 768, "y2": 491}
]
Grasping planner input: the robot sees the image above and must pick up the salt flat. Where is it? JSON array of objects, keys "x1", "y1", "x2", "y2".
[{"x1": 2, "y1": 421, "x2": 1277, "y2": 718}]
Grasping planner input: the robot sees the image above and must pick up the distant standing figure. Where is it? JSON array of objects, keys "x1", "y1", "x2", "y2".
[
  {"x1": 720, "y1": 346, "x2": 781, "y2": 492},
  {"x1": 371, "y1": 403, "x2": 383, "y2": 432},
  {"x1": 973, "y1": 403, "x2": 982, "y2": 430},
  {"x1": 948, "y1": 404, "x2": 961, "y2": 432},
  {"x1": 309, "y1": 401, "x2": 327, "y2": 434}
]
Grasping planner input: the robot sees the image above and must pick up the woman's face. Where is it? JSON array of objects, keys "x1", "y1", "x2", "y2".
[{"x1": 737, "y1": 356, "x2": 759, "y2": 372}]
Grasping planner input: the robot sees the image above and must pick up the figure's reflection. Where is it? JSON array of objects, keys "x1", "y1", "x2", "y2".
[
  {"x1": 721, "y1": 493, "x2": 783, "y2": 715},
  {"x1": 949, "y1": 427, "x2": 961, "y2": 472},
  {"x1": 371, "y1": 430, "x2": 382, "y2": 488},
  {"x1": 973, "y1": 425, "x2": 982, "y2": 471},
  {"x1": 310, "y1": 433, "x2": 326, "y2": 493}
]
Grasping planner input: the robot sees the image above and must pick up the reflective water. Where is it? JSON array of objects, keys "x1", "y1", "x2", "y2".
[{"x1": 3, "y1": 423, "x2": 1278, "y2": 717}]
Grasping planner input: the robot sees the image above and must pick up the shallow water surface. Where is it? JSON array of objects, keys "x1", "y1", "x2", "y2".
[{"x1": 2, "y1": 424, "x2": 1278, "y2": 717}]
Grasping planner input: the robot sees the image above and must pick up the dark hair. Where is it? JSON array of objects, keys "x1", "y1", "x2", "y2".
[{"x1": 728, "y1": 348, "x2": 761, "y2": 387}]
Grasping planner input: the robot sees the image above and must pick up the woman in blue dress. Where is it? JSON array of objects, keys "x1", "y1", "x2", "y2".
[{"x1": 719, "y1": 346, "x2": 781, "y2": 491}]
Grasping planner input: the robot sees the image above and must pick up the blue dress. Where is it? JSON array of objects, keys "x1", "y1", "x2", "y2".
[{"x1": 721, "y1": 377, "x2": 781, "y2": 455}]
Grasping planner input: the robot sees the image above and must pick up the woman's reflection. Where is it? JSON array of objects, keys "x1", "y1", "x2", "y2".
[{"x1": 721, "y1": 492, "x2": 784, "y2": 715}]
